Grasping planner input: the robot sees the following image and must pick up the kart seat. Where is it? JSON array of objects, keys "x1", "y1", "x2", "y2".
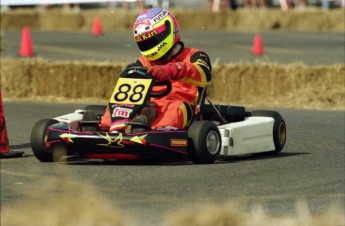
[
  {"x1": 80, "y1": 110, "x2": 99, "y2": 131},
  {"x1": 193, "y1": 86, "x2": 248, "y2": 125}
]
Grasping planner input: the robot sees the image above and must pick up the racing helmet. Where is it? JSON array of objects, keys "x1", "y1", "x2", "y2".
[{"x1": 133, "y1": 8, "x2": 181, "y2": 61}]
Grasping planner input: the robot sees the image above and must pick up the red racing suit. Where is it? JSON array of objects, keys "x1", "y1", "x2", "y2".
[{"x1": 101, "y1": 41, "x2": 212, "y2": 130}]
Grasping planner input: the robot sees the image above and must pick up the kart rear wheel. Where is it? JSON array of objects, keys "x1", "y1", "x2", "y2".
[
  {"x1": 30, "y1": 119, "x2": 58, "y2": 162},
  {"x1": 251, "y1": 110, "x2": 287, "y2": 154},
  {"x1": 188, "y1": 121, "x2": 221, "y2": 164}
]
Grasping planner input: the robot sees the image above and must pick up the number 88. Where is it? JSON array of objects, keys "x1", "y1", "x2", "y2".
[{"x1": 114, "y1": 84, "x2": 145, "y2": 103}]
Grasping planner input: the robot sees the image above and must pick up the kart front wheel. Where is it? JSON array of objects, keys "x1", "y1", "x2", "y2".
[
  {"x1": 30, "y1": 119, "x2": 58, "y2": 162},
  {"x1": 188, "y1": 121, "x2": 221, "y2": 164}
]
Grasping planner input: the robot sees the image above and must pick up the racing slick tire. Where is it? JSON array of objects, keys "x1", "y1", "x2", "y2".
[
  {"x1": 30, "y1": 119, "x2": 59, "y2": 162},
  {"x1": 187, "y1": 121, "x2": 221, "y2": 164},
  {"x1": 251, "y1": 110, "x2": 287, "y2": 154}
]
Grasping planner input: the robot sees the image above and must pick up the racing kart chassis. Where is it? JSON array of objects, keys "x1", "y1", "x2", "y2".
[{"x1": 30, "y1": 68, "x2": 286, "y2": 164}]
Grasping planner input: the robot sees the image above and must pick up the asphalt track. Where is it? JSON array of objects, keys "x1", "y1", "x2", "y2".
[
  {"x1": 1, "y1": 29, "x2": 344, "y2": 65},
  {"x1": 1, "y1": 30, "x2": 345, "y2": 225},
  {"x1": 2, "y1": 102, "x2": 345, "y2": 224}
]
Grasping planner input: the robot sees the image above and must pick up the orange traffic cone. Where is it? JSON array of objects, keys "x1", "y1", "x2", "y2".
[
  {"x1": 0, "y1": 92, "x2": 24, "y2": 158},
  {"x1": 92, "y1": 17, "x2": 103, "y2": 36},
  {"x1": 252, "y1": 34, "x2": 264, "y2": 56},
  {"x1": 20, "y1": 26, "x2": 33, "y2": 57}
]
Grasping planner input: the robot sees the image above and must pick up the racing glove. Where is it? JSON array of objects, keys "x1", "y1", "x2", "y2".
[{"x1": 147, "y1": 63, "x2": 182, "y2": 82}]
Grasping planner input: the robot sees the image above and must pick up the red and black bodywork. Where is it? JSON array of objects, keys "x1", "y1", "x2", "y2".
[
  {"x1": 31, "y1": 67, "x2": 205, "y2": 162},
  {"x1": 45, "y1": 122, "x2": 189, "y2": 161}
]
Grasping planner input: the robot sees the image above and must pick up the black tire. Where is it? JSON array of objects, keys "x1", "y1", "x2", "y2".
[
  {"x1": 188, "y1": 121, "x2": 221, "y2": 164},
  {"x1": 83, "y1": 105, "x2": 107, "y2": 116},
  {"x1": 30, "y1": 119, "x2": 59, "y2": 162},
  {"x1": 251, "y1": 110, "x2": 287, "y2": 154}
]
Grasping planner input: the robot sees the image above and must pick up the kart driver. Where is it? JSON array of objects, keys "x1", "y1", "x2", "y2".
[{"x1": 101, "y1": 8, "x2": 212, "y2": 131}]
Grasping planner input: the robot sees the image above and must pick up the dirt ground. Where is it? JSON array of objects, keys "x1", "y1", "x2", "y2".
[{"x1": 1, "y1": 175, "x2": 344, "y2": 226}]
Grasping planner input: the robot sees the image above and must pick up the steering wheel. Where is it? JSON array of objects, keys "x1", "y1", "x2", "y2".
[
  {"x1": 150, "y1": 80, "x2": 172, "y2": 98},
  {"x1": 125, "y1": 66, "x2": 172, "y2": 98}
]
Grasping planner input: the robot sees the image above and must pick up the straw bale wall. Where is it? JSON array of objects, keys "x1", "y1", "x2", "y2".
[
  {"x1": 1, "y1": 59, "x2": 344, "y2": 109},
  {"x1": 1, "y1": 8, "x2": 344, "y2": 32}
]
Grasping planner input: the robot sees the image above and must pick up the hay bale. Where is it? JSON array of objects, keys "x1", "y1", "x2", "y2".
[
  {"x1": 280, "y1": 10, "x2": 345, "y2": 31},
  {"x1": 231, "y1": 9, "x2": 283, "y2": 31},
  {"x1": 1, "y1": 59, "x2": 344, "y2": 109},
  {"x1": 81, "y1": 9, "x2": 140, "y2": 31},
  {"x1": 1, "y1": 177, "x2": 127, "y2": 226},
  {"x1": 163, "y1": 201, "x2": 345, "y2": 226},
  {"x1": 208, "y1": 62, "x2": 345, "y2": 109},
  {"x1": 173, "y1": 9, "x2": 228, "y2": 30},
  {"x1": 0, "y1": 58, "x2": 35, "y2": 97},
  {"x1": 0, "y1": 10, "x2": 39, "y2": 29},
  {"x1": 0, "y1": 8, "x2": 344, "y2": 32},
  {"x1": 39, "y1": 12, "x2": 84, "y2": 30},
  {"x1": 1, "y1": 59, "x2": 125, "y2": 99}
]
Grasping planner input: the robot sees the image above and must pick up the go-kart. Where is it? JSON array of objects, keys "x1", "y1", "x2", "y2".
[{"x1": 30, "y1": 67, "x2": 287, "y2": 164}]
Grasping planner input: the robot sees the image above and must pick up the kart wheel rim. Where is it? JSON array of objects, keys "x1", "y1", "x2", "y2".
[
  {"x1": 279, "y1": 122, "x2": 286, "y2": 145},
  {"x1": 206, "y1": 131, "x2": 220, "y2": 155}
]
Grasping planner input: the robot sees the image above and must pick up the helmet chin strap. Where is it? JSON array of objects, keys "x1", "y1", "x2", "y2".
[{"x1": 156, "y1": 41, "x2": 184, "y2": 63}]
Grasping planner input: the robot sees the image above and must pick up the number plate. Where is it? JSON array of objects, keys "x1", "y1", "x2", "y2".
[{"x1": 109, "y1": 78, "x2": 153, "y2": 105}]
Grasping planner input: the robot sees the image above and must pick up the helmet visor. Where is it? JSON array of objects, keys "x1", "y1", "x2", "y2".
[{"x1": 136, "y1": 21, "x2": 171, "y2": 52}]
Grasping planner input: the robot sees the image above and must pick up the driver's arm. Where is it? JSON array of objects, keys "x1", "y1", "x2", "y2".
[
  {"x1": 174, "y1": 51, "x2": 212, "y2": 88},
  {"x1": 147, "y1": 50, "x2": 212, "y2": 87},
  {"x1": 129, "y1": 50, "x2": 212, "y2": 87}
]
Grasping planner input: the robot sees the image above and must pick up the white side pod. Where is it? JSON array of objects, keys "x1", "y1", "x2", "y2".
[
  {"x1": 54, "y1": 110, "x2": 85, "y2": 130},
  {"x1": 218, "y1": 116, "x2": 275, "y2": 156}
]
